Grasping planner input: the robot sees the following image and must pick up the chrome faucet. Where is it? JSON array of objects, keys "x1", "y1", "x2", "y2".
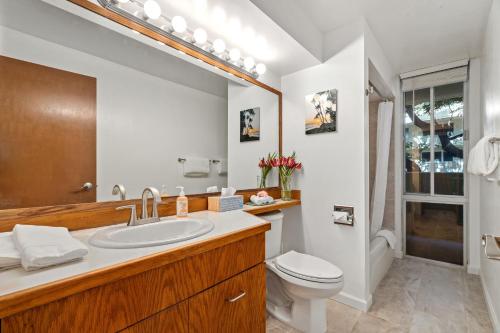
[
  {"x1": 116, "y1": 186, "x2": 162, "y2": 226},
  {"x1": 112, "y1": 184, "x2": 126, "y2": 200},
  {"x1": 141, "y1": 187, "x2": 162, "y2": 220}
]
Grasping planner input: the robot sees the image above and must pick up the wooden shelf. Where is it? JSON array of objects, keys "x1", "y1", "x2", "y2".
[{"x1": 243, "y1": 199, "x2": 301, "y2": 215}]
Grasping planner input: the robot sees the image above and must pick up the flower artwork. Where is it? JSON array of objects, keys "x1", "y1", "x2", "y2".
[{"x1": 305, "y1": 89, "x2": 337, "y2": 135}]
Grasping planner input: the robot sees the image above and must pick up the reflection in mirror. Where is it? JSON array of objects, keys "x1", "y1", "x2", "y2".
[{"x1": 0, "y1": 0, "x2": 279, "y2": 209}]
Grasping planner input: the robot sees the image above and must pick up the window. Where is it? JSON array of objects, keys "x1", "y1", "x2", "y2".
[{"x1": 404, "y1": 82, "x2": 464, "y2": 196}]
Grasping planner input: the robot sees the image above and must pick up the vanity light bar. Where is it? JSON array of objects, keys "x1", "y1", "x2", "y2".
[{"x1": 97, "y1": 0, "x2": 262, "y2": 79}]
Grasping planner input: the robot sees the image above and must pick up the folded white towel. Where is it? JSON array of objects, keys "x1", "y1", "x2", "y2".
[
  {"x1": 217, "y1": 159, "x2": 228, "y2": 175},
  {"x1": 13, "y1": 225, "x2": 88, "y2": 271},
  {"x1": 467, "y1": 137, "x2": 499, "y2": 176},
  {"x1": 250, "y1": 195, "x2": 274, "y2": 205},
  {"x1": 183, "y1": 157, "x2": 210, "y2": 177},
  {"x1": 0, "y1": 233, "x2": 21, "y2": 270},
  {"x1": 375, "y1": 229, "x2": 397, "y2": 250}
]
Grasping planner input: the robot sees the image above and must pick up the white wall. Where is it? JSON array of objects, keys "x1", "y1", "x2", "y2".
[
  {"x1": 228, "y1": 82, "x2": 280, "y2": 190},
  {"x1": 281, "y1": 32, "x2": 369, "y2": 309},
  {"x1": 363, "y1": 21, "x2": 400, "y2": 299},
  {"x1": 1, "y1": 26, "x2": 228, "y2": 200},
  {"x1": 479, "y1": 0, "x2": 500, "y2": 329}
]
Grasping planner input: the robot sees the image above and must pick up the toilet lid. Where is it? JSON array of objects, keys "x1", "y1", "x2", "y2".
[{"x1": 275, "y1": 251, "x2": 343, "y2": 283}]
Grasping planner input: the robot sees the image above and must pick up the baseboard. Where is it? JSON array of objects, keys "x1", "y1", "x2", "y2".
[
  {"x1": 332, "y1": 292, "x2": 372, "y2": 312},
  {"x1": 467, "y1": 264, "x2": 480, "y2": 275},
  {"x1": 480, "y1": 272, "x2": 500, "y2": 333}
]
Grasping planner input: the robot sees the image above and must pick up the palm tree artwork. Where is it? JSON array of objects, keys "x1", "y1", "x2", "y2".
[
  {"x1": 240, "y1": 107, "x2": 260, "y2": 142},
  {"x1": 305, "y1": 89, "x2": 337, "y2": 134}
]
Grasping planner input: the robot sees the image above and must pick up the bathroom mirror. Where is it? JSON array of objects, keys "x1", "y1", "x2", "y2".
[{"x1": 0, "y1": 0, "x2": 280, "y2": 210}]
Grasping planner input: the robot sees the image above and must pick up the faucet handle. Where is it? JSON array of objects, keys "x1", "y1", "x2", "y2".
[{"x1": 116, "y1": 204, "x2": 137, "y2": 226}]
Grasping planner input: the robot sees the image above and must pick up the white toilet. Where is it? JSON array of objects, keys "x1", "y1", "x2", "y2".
[{"x1": 263, "y1": 211, "x2": 344, "y2": 333}]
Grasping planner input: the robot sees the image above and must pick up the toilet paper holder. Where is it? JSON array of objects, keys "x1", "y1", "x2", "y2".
[{"x1": 333, "y1": 205, "x2": 354, "y2": 226}]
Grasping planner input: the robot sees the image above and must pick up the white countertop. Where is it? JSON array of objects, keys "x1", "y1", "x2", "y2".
[{"x1": 0, "y1": 210, "x2": 267, "y2": 297}]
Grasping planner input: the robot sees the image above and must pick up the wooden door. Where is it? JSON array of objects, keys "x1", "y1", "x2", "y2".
[
  {"x1": 0, "y1": 55, "x2": 96, "y2": 209},
  {"x1": 189, "y1": 264, "x2": 266, "y2": 333}
]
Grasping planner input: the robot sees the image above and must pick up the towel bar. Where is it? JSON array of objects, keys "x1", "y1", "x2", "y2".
[
  {"x1": 488, "y1": 137, "x2": 500, "y2": 143},
  {"x1": 179, "y1": 158, "x2": 220, "y2": 163},
  {"x1": 481, "y1": 234, "x2": 500, "y2": 260}
]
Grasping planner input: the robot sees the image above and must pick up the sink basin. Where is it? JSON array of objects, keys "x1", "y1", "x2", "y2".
[{"x1": 89, "y1": 218, "x2": 214, "y2": 249}]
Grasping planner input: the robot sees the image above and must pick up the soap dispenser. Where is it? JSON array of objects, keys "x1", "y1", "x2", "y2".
[{"x1": 176, "y1": 186, "x2": 188, "y2": 217}]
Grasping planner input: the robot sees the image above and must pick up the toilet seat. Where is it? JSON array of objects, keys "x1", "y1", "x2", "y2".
[{"x1": 275, "y1": 251, "x2": 343, "y2": 283}]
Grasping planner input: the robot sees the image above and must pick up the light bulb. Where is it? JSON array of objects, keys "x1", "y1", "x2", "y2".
[
  {"x1": 256, "y1": 63, "x2": 266, "y2": 75},
  {"x1": 171, "y1": 16, "x2": 187, "y2": 33},
  {"x1": 213, "y1": 39, "x2": 226, "y2": 54},
  {"x1": 229, "y1": 48, "x2": 241, "y2": 62},
  {"x1": 143, "y1": 0, "x2": 161, "y2": 20},
  {"x1": 193, "y1": 28, "x2": 207, "y2": 44},
  {"x1": 243, "y1": 57, "x2": 255, "y2": 70}
]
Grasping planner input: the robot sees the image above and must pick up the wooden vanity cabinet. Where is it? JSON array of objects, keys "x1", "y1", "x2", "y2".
[
  {"x1": 119, "y1": 302, "x2": 189, "y2": 333},
  {"x1": 189, "y1": 264, "x2": 266, "y2": 333},
  {"x1": 0, "y1": 233, "x2": 267, "y2": 333}
]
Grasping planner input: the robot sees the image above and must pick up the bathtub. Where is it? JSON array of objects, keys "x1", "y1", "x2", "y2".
[{"x1": 370, "y1": 236, "x2": 394, "y2": 293}]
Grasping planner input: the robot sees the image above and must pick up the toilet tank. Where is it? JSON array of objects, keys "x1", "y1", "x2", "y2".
[{"x1": 260, "y1": 210, "x2": 284, "y2": 259}]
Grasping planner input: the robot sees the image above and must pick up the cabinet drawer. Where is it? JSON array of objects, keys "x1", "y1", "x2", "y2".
[
  {"x1": 188, "y1": 264, "x2": 266, "y2": 333},
  {"x1": 119, "y1": 301, "x2": 188, "y2": 333}
]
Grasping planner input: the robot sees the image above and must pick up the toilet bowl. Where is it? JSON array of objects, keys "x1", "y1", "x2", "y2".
[{"x1": 262, "y1": 211, "x2": 344, "y2": 333}]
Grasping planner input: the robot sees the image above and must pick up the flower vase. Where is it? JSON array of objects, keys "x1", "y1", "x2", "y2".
[
  {"x1": 259, "y1": 173, "x2": 267, "y2": 188},
  {"x1": 280, "y1": 175, "x2": 292, "y2": 201}
]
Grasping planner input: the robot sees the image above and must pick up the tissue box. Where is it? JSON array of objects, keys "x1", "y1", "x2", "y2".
[{"x1": 208, "y1": 195, "x2": 244, "y2": 212}]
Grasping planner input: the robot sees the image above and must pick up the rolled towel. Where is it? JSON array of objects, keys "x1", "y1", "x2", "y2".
[
  {"x1": 183, "y1": 157, "x2": 210, "y2": 177},
  {"x1": 13, "y1": 225, "x2": 88, "y2": 271},
  {"x1": 250, "y1": 195, "x2": 274, "y2": 205},
  {"x1": 0, "y1": 233, "x2": 21, "y2": 270},
  {"x1": 375, "y1": 229, "x2": 397, "y2": 250},
  {"x1": 467, "y1": 136, "x2": 499, "y2": 176}
]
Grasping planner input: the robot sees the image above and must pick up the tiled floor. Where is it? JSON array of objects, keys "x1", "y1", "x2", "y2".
[{"x1": 266, "y1": 257, "x2": 493, "y2": 333}]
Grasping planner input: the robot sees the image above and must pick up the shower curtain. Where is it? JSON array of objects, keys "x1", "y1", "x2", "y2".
[{"x1": 370, "y1": 101, "x2": 394, "y2": 237}]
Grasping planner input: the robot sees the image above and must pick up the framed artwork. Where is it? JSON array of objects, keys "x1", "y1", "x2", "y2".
[
  {"x1": 305, "y1": 89, "x2": 337, "y2": 135},
  {"x1": 240, "y1": 107, "x2": 260, "y2": 142}
]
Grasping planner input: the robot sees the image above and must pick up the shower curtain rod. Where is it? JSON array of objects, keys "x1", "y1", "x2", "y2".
[{"x1": 367, "y1": 83, "x2": 393, "y2": 102}]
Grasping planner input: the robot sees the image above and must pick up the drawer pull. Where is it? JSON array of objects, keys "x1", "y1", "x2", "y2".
[{"x1": 226, "y1": 291, "x2": 246, "y2": 303}]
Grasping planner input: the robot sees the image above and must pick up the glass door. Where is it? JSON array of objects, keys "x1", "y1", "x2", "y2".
[{"x1": 403, "y1": 82, "x2": 466, "y2": 265}]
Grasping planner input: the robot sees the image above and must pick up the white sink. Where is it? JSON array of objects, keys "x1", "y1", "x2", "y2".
[{"x1": 89, "y1": 218, "x2": 214, "y2": 249}]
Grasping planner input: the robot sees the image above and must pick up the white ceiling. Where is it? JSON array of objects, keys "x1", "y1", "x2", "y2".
[
  {"x1": 34, "y1": 0, "x2": 321, "y2": 79},
  {"x1": 252, "y1": 0, "x2": 493, "y2": 73},
  {"x1": 13, "y1": 0, "x2": 494, "y2": 78}
]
